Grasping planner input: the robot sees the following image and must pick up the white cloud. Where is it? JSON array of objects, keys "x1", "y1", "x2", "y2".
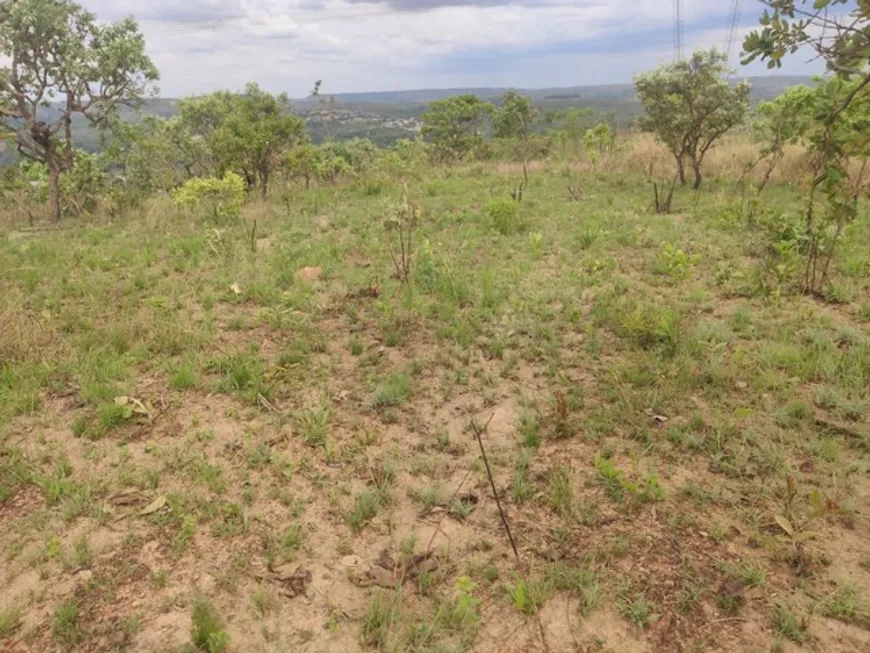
[{"x1": 79, "y1": 0, "x2": 822, "y2": 96}]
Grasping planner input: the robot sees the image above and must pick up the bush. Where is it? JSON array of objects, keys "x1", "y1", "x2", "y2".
[
  {"x1": 172, "y1": 173, "x2": 245, "y2": 222},
  {"x1": 486, "y1": 198, "x2": 523, "y2": 235}
]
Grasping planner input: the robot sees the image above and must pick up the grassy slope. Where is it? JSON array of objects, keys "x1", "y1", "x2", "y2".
[{"x1": 1, "y1": 163, "x2": 869, "y2": 652}]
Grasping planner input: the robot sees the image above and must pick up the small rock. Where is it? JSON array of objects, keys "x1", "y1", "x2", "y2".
[
  {"x1": 736, "y1": 381, "x2": 748, "y2": 390},
  {"x1": 297, "y1": 267, "x2": 322, "y2": 282},
  {"x1": 76, "y1": 570, "x2": 93, "y2": 584},
  {"x1": 340, "y1": 555, "x2": 362, "y2": 568}
]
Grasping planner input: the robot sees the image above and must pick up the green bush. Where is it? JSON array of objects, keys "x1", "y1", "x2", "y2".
[
  {"x1": 486, "y1": 198, "x2": 523, "y2": 235},
  {"x1": 172, "y1": 172, "x2": 245, "y2": 222}
]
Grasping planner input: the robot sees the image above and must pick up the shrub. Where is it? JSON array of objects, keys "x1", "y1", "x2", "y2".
[
  {"x1": 172, "y1": 172, "x2": 245, "y2": 222},
  {"x1": 486, "y1": 198, "x2": 523, "y2": 235}
]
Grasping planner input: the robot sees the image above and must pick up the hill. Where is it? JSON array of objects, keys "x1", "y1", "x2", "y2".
[{"x1": 0, "y1": 76, "x2": 814, "y2": 163}]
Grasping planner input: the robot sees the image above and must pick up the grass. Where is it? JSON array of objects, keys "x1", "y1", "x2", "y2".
[
  {"x1": 1, "y1": 149, "x2": 869, "y2": 651},
  {"x1": 188, "y1": 598, "x2": 230, "y2": 653},
  {"x1": 51, "y1": 599, "x2": 81, "y2": 645},
  {"x1": 0, "y1": 606, "x2": 22, "y2": 639}
]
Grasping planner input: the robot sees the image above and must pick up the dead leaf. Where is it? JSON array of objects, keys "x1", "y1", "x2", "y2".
[
  {"x1": 774, "y1": 515, "x2": 795, "y2": 537},
  {"x1": 140, "y1": 495, "x2": 167, "y2": 516},
  {"x1": 265, "y1": 565, "x2": 312, "y2": 598},
  {"x1": 108, "y1": 489, "x2": 142, "y2": 507}
]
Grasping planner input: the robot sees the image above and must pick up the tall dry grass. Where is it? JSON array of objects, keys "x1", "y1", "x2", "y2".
[{"x1": 0, "y1": 288, "x2": 59, "y2": 366}]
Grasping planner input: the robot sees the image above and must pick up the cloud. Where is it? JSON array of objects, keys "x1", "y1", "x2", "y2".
[{"x1": 78, "y1": 0, "x2": 822, "y2": 97}]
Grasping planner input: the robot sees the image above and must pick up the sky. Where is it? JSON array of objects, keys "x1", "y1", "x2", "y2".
[{"x1": 80, "y1": 0, "x2": 826, "y2": 97}]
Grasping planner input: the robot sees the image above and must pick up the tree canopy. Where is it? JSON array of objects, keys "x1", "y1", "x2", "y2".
[
  {"x1": 635, "y1": 48, "x2": 750, "y2": 189},
  {"x1": 421, "y1": 94, "x2": 494, "y2": 162},
  {"x1": 0, "y1": 0, "x2": 158, "y2": 221}
]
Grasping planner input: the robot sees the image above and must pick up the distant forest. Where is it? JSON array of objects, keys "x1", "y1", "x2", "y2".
[{"x1": 0, "y1": 76, "x2": 813, "y2": 166}]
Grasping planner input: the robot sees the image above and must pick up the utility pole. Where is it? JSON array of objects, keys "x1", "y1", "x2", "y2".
[
  {"x1": 674, "y1": 0, "x2": 684, "y2": 62},
  {"x1": 725, "y1": 0, "x2": 744, "y2": 64}
]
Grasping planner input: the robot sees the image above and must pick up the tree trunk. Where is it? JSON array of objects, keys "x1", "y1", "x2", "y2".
[
  {"x1": 260, "y1": 170, "x2": 269, "y2": 199},
  {"x1": 691, "y1": 158, "x2": 702, "y2": 190},
  {"x1": 48, "y1": 159, "x2": 62, "y2": 224},
  {"x1": 676, "y1": 156, "x2": 686, "y2": 185}
]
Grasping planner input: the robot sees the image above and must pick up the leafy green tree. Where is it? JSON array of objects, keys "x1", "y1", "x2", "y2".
[
  {"x1": 286, "y1": 143, "x2": 319, "y2": 189},
  {"x1": 211, "y1": 84, "x2": 306, "y2": 198},
  {"x1": 635, "y1": 49, "x2": 750, "y2": 189},
  {"x1": 178, "y1": 84, "x2": 306, "y2": 197},
  {"x1": 0, "y1": 0, "x2": 158, "y2": 222},
  {"x1": 584, "y1": 122, "x2": 614, "y2": 164},
  {"x1": 421, "y1": 94, "x2": 493, "y2": 162},
  {"x1": 744, "y1": 1, "x2": 870, "y2": 293},
  {"x1": 750, "y1": 85, "x2": 816, "y2": 191},
  {"x1": 493, "y1": 91, "x2": 537, "y2": 139}
]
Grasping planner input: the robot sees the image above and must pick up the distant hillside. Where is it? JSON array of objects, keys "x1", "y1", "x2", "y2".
[{"x1": 0, "y1": 76, "x2": 815, "y2": 164}]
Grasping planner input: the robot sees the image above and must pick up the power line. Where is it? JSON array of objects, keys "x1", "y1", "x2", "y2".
[
  {"x1": 724, "y1": 0, "x2": 744, "y2": 63},
  {"x1": 673, "y1": 0, "x2": 683, "y2": 62},
  {"x1": 135, "y1": 8, "x2": 412, "y2": 38}
]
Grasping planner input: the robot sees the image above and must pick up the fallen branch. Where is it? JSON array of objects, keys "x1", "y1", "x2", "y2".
[{"x1": 471, "y1": 416, "x2": 551, "y2": 653}]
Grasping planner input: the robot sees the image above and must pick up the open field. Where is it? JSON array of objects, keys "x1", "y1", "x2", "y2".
[{"x1": 1, "y1": 155, "x2": 870, "y2": 652}]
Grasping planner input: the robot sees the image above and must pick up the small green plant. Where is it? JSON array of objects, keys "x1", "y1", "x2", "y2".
[
  {"x1": 51, "y1": 599, "x2": 81, "y2": 645},
  {"x1": 508, "y1": 576, "x2": 552, "y2": 615},
  {"x1": 374, "y1": 373, "x2": 413, "y2": 407},
  {"x1": 348, "y1": 489, "x2": 384, "y2": 533},
  {"x1": 170, "y1": 361, "x2": 198, "y2": 390},
  {"x1": 659, "y1": 242, "x2": 701, "y2": 281},
  {"x1": 512, "y1": 449, "x2": 534, "y2": 503},
  {"x1": 821, "y1": 583, "x2": 869, "y2": 625},
  {"x1": 294, "y1": 404, "x2": 331, "y2": 447},
  {"x1": 618, "y1": 590, "x2": 656, "y2": 629},
  {"x1": 98, "y1": 400, "x2": 134, "y2": 433},
  {"x1": 384, "y1": 195, "x2": 420, "y2": 283},
  {"x1": 172, "y1": 173, "x2": 245, "y2": 223},
  {"x1": 547, "y1": 466, "x2": 574, "y2": 519},
  {"x1": 361, "y1": 591, "x2": 400, "y2": 649},
  {"x1": 517, "y1": 411, "x2": 540, "y2": 447},
  {"x1": 188, "y1": 598, "x2": 230, "y2": 653},
  {"x1": 0, "y1": 605, "x2": 22, "y2": 639},
  {"x1": 250, "y1": 585, "x2": 278, "y2": 617},
  {"x1": 437, "y1": 576, "x2": 481, "y2": 636},
  {"x1": 771, "y1": 602, "x2": 808, "y2": 644},
  {"x1": 486, "y1": 197, "x2": 523, "y2": 235}
]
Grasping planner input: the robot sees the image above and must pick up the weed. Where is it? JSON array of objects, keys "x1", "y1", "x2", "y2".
[
  {"x1": 170, "y1": 361, "x2": 198, "y2": 390},
  {"x1": 517, "y1": 411, "x2": 540, "y2": 447},
  {"x1": 821, "y1": 583, "x2": 869, "y2": 625},
  {"x1": 659, "y1": 242, "x2": 701, "y2": 281},
  {"x1": 295, "y1": 405, "x2": 331, "y2": 447},
  {"x1": 188, "y1": 597, "x2": 230, "y2": 653},
  {"x1": 348, "y1": 490, "x2": 385, "y2": 533},
  {"x1": 547, "y1": 466, "x2": 574, "y2": 519},
  {"x1": 508, "y1": 576, "x2": 552, "y2": 615},
  {"x1": 250, "y1": 585, "x2": 278, "y2": 616},
  {"x1": 486, "y1": 198, "x2": 524, "y2": 235},
  {"x1": 618, "y1": 591, "x2": 656, "y2": 629},
  {"x1": 51, "y1": 599, "x2": 81, "y2": 645},
  {"x1": 771, "y1": 602, "x2": 808, "y2": 644},
  {"x1": 361, "y1": 591, "x2": 401, "y2": 649},
  {"x1": 374, "y1": 373, "x2": 413, "y2": 407},
  {"x1": 0, "y1": 606, "x2": 22, "y2": 639}
]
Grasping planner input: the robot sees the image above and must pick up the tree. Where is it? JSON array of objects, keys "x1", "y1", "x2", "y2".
[
  {"x1": 743, "y1": 1, "x2": 870, "y2": 293},
  {"x1": 178, "y1": 84, "x2": 306, "y2": 198},
  {"x1": 750, "y1": 85, "x2": 816, "y2": 191},
  {"x1": 635, "y1": 49, "x2": 750, "y2": 189},
  {"x1": 212, "y1": 84, "x2": 306, "y2": 198},
  {"x1": 0, "y1": 0, "x2": 158, "y2": 222},
  {"x1": 421, "y1": 94, "x2": 493, "y2": 162},
  {"x1": 493, "y1": 91, "x2": 537, "y2": 139}
]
